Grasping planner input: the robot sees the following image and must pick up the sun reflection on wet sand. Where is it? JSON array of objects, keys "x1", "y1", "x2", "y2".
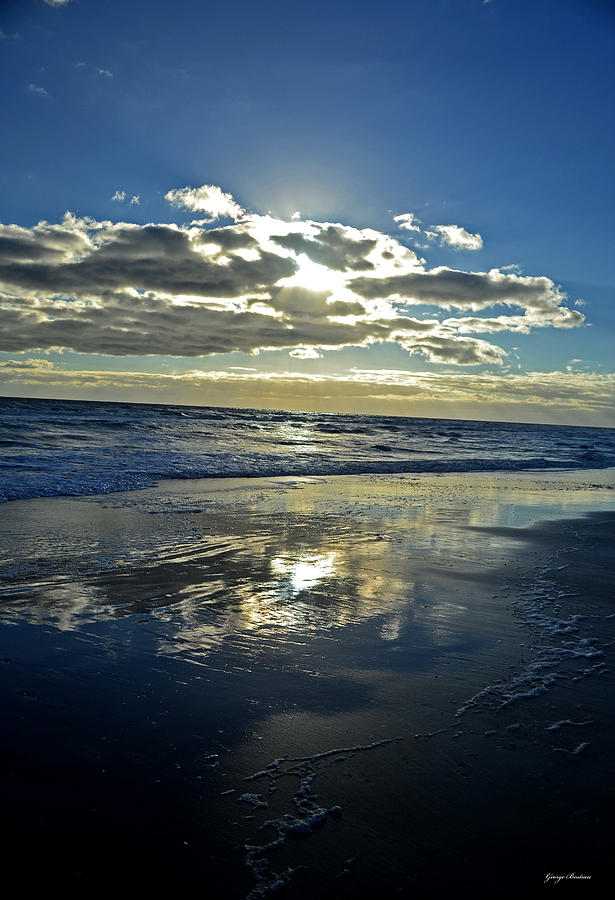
[
  {"x1": 271, "y1": 551, "x2": 338, "y2": 594},
  {"x1": 0, "y1": 469, "x2": 614, "y2": 666}
]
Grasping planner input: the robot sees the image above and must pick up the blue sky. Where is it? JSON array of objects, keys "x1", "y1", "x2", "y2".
[{"x1": 0, "y1": 0, "x2": 614, "y2": 423}]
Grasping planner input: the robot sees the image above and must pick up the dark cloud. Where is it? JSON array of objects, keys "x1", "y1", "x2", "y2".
[
  {"x1": 271, "y1": 225, "x2": 377, "y2": 271},
  {"x1": 0, "y1": 290, "x2": 394, "y2": 357},
  {"x1": 394, "y1": 332, "x2": 507, "y2": 365},
  {"x1": 197, "y1": 226, "x2": 258, "y2": 252},
  {"x1": 0, "y1": 224, "x2": 296, "y2": 298},
  {"x1": 266, "y1": 285, "x2": 366, "y2": 319},
  {"x1": 0, "y1": 223, "x2": 90, "y2": 263},
  {"x1": 351, "y1": 268, "x2": 562, "y2": 311}
]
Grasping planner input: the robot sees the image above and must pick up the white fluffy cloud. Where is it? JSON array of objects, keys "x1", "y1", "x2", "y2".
[
  {"x1": 430, "y1": 224, "x2": 483, "y2": 251},
  {"x1": 394, "y1": 212, "x2": 421, "y2": 233},
  {"x1": 165, "y1": 184, "x2": 244, "y2": 221},
  {"x1": 0, "y1": 186, "x2": 585, "y2": 367},
  {"x1": 393, "y1": 213, "x2": 483, "y2": 251}
]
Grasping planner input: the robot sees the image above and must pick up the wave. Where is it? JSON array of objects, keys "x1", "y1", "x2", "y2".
[
  {"x1": 1, "y1": 451, "x2": 614, "y2": 503},
  {"x1": 1, "y1": 397, "x2": 614, "y2": 503}
]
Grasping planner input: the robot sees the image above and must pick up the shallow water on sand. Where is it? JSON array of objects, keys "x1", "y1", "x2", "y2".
[{"x1": 0, "y1": 470, "x2": 614, "y2": 897}]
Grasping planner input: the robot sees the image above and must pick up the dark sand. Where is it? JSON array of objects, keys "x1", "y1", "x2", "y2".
[{"x1": 0, "y1": 470, "x2": 614, "y2": 898}]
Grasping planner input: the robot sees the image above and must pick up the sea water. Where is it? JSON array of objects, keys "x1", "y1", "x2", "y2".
[{"x1": 2, "y1": 395, "x2": 615, "y2": 502}]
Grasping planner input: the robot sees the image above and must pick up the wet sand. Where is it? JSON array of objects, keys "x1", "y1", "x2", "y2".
[{"x1": 0, "y1": 470, "x2": 614, "y2": 898}]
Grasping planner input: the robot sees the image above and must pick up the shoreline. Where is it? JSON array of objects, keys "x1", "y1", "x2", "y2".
[
  {"x1": 0, "y1": 470, "x2": 613, "y2": 897},
  {"x1": 2, "y1": 462, "x2": 615, "y2": 508}
]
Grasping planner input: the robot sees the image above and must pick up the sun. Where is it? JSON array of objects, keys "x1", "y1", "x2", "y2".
[{"x1": 281, "y1": 253, "x2": 346, "y2": 294}]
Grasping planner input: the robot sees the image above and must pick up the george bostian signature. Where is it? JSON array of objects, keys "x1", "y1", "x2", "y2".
[{"x1": 545, "y1": 873, "x2": 592, "y2": 885}]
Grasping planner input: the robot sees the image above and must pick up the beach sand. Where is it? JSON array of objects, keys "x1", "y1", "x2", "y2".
[{"x1": 1, "y1": 470, "x2": 614, "y2": 898}]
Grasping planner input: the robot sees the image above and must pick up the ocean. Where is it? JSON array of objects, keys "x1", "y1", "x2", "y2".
[{"x1": 1, "y1": 395, "x2": 615, "y2": 503}]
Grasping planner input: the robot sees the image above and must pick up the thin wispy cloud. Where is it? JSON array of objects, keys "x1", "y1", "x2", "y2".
[
  {"x1": 0, "y1": 185, "x2": 584, "y2": 368},
  {"x1": 73, "y1": 62, "x2": 114, "y2": 81},
  {"x1": 27, "y1": 83, "x2": 48, "y2": 97},
  {"x1": 43, "y1": 0, "x2": 73, "y2": 7}
]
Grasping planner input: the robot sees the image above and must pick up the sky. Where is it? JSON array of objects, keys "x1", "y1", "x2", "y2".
[{"x1": 0, "y1": 0, "x2": 614, "y2": 424}]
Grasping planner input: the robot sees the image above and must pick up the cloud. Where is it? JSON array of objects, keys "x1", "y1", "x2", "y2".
[
  {"x1": 431, "y1": 224, "x2": 483, "y2": 251},
  {"x1": 391, "y1": 331, "x2": 507, "y2": 365},
  {"x1": 165, "y1": 184, "x2": 244, "y2": 221},
  {"x1": 271, "y1": 225, "x2": 377, "y2": 272},
  {"x1": 289, "y1": 346, "x2": 322, "y2": 359},
  {"x1": 350, "y1": 267, "x2": 583, "y2": 328},
  {"x1": 112, "y1": 191, "x2": 140, "y2": 205},
  {"x1": 393, "y1": 215, "x2": 482, "y2": 251},
  {"x1": 44, "y1": 0, "x2": 73, "y2": 6},
  {"x1": 0, "y1": 358, "x2": 54, "y2": 371},
  {"x1": 74, "y1": 62, "x2": 114, "y2": 81},
  {"x1": 1, "y1": 361, "x2": 613, "y2": 424},
  {"x1": 27, "y1": 84, "x2": 48, "y2": 97},
  {"x1": 0, "y1": 186, "x2": 585, "y2": 367},
  {"x1": 394, "y1": 212, "x2": 421, "y2": 233},
  {"x1": 0, "y1": 218, "x2": 91, "y2": 264}
]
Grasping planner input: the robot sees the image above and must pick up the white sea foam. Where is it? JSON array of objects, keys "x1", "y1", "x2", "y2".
[
  {"x1": 238, "y1": 793, "x2": 269, "y2": 810},
  {"x1": 546, "y1": 718, "x2": 592, "y2": 732},
  {"x1": 457, "y1": 573, "x2": 606, "y2": 718},
  {"x1": 226, "y1": 738, "x2": 400, "y2": 899}
]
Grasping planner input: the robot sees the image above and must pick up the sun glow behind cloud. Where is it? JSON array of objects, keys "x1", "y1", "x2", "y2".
[
  {"x1": 279, "y1": 254, "x2": 345, "y2": 294},
  {"x1": 0, "y1": 181, "x2": 606, "y2": 422}
]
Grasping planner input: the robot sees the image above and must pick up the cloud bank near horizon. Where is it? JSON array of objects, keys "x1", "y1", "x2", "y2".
[
  {"x1": 1, "y1": 358, "x2": 613, "y2": 425},
  {"x1": 0, "y1": 183, "x2": 585, "y2": 369}
]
